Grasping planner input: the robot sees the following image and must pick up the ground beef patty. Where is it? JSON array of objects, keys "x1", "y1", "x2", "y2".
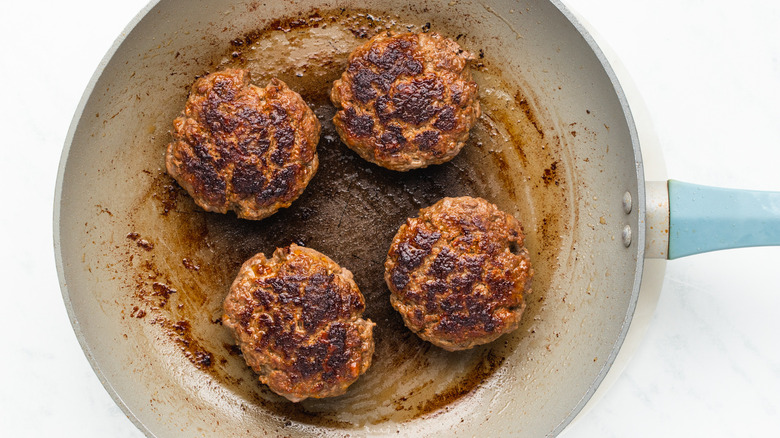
[
  {"x1": 166, "y1": 69, "x2": 320, "y2": 220},
  {"x1": 385, "y1": 197, "x2": 532, "y2": 351},
  {"x1": 222, "y1": 244, "x2": 375, "y2": 402},
  {"x1": 331, "y1": 32, "x2": 481, "y2": 171}
]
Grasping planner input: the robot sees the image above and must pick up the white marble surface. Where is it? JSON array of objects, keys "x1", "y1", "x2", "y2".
[{"x1": 1, "y1": 0, "x2": 779, "y2": 436}]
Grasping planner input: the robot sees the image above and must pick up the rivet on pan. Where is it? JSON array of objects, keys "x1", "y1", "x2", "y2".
[
  {"x1": 622, "y1": 225, "x2": 632, "y2": 247},
  {"x1": 622, "y1": 191, "x2": 632, "y2": 214}
]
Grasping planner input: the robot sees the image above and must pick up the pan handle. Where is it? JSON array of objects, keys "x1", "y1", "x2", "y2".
[{"x1": 645, "y1": 180, "x2": 780, "y2": 259}]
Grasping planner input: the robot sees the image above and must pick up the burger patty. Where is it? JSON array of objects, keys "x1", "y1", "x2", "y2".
[
  {"x1": 166, "y1": 69, "x2": 320, "y2": 220},
  {"x1": 222, "y1": 244, "x2": 375, "y2": 402},
  {"x1": 331, "y1": 32, "x2": 481, "y2": 171},
  {"x1": 385, "y1": 197, "x2": 533, "y2": 351}
]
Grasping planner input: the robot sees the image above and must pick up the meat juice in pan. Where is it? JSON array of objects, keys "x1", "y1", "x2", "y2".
[{"x1": 120, "y1": 10, "x2": 573, "y2": 427}]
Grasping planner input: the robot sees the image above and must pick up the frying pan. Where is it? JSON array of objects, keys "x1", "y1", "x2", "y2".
[{"x1": 53, "y1": 0, "x2": 780, "y2": 436}]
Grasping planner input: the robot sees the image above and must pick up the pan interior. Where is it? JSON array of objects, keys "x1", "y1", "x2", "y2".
[{"x1": 56, "y1": 1, "x2": 641, "y2": 437}]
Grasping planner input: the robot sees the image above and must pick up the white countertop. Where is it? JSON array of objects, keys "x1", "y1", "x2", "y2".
[{"x1": 1, "y1": 0, "x2": 779, "y2": 436}]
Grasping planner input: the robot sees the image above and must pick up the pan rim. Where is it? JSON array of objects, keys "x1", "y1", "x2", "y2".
[
  {"x1": 53, "y1": 0, "x2": 163, "y2": 436},
  {"x1": 548, "y1": 0, "x2": 646, "y2": 435},
  {"x1": 52, "y1": 1, "x2": 647, "y2": 436}
]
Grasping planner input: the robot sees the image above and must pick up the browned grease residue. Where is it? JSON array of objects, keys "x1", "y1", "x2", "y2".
[
  {"x1": 415, "y1": 349, "x2": 504, "y2": 416},
  {"x1": 117, "y1": 7, "x2": 572, "y2": 429}
]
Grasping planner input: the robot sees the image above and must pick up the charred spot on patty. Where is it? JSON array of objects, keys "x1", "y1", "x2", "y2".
[
  {"x1": 230, "y1": 162, "x2": 265, "y2": 196},
  {"x1": 181, "y1": 143, "x2": 227, "y2": 205},
  {"x1": 377, "y1": 124, "x2": 407, "y2": 153},
  {"x1": 414, "y1": 130, "x2": 441, "y2": 154},
  {"x1": 342, "y1": 107, "x2": 375, "y2": 138},
  {"x1": 351, "y1": 68, "x2": 380, "y2": 103},
  {"x1": 428, "y1": 247, "x2": 458, "y2": 278},
  {"x1": 273, "y1": 125, "x2": 296, "y2": 150},
  {"x1": 433, "y1": 106, "x2": 457, "y2": 131},
  {"x1": 255, "y1": 164, "x2": 300, "y2": 205},
  {"x1": 392, "y1": 76, "x2": 444, "y2": 125}
]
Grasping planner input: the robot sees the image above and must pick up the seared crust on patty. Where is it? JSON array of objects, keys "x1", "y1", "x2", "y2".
[
  {"x1": 222, "y1": 244, "x2": 375, "y2": 402},
  {"x1": 385, "y1": 197, "x2": 532, "y2": 351},
  {"x1": 331, "y1": 32, "x2": 481, "y2": 171},
  {"x1": 166, "y1": 69, "x2": 320, "y2": 220}
]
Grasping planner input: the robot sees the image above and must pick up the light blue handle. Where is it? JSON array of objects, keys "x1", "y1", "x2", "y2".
[{"x1": 668, "y1": 180, "x2": 780, "y2": 259}]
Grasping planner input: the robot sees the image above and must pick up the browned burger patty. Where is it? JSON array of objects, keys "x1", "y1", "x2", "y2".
[
  {"x1": 222, "y1": 244, "x2": 375, "y2": 402},
  {"x1": 166, "y1": 69, "x2": 320, "y2": 220},
  {"x1": 330, "y1": 32, "x2": 481, "y2": 171},
  {"x1": 385, "y1": 197, "x2": 532, "y2": 351}
]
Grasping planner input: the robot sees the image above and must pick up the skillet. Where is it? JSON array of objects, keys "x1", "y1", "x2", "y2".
[{"x1": 54, "y1": 0, "x2": 780, "y2": 436}]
